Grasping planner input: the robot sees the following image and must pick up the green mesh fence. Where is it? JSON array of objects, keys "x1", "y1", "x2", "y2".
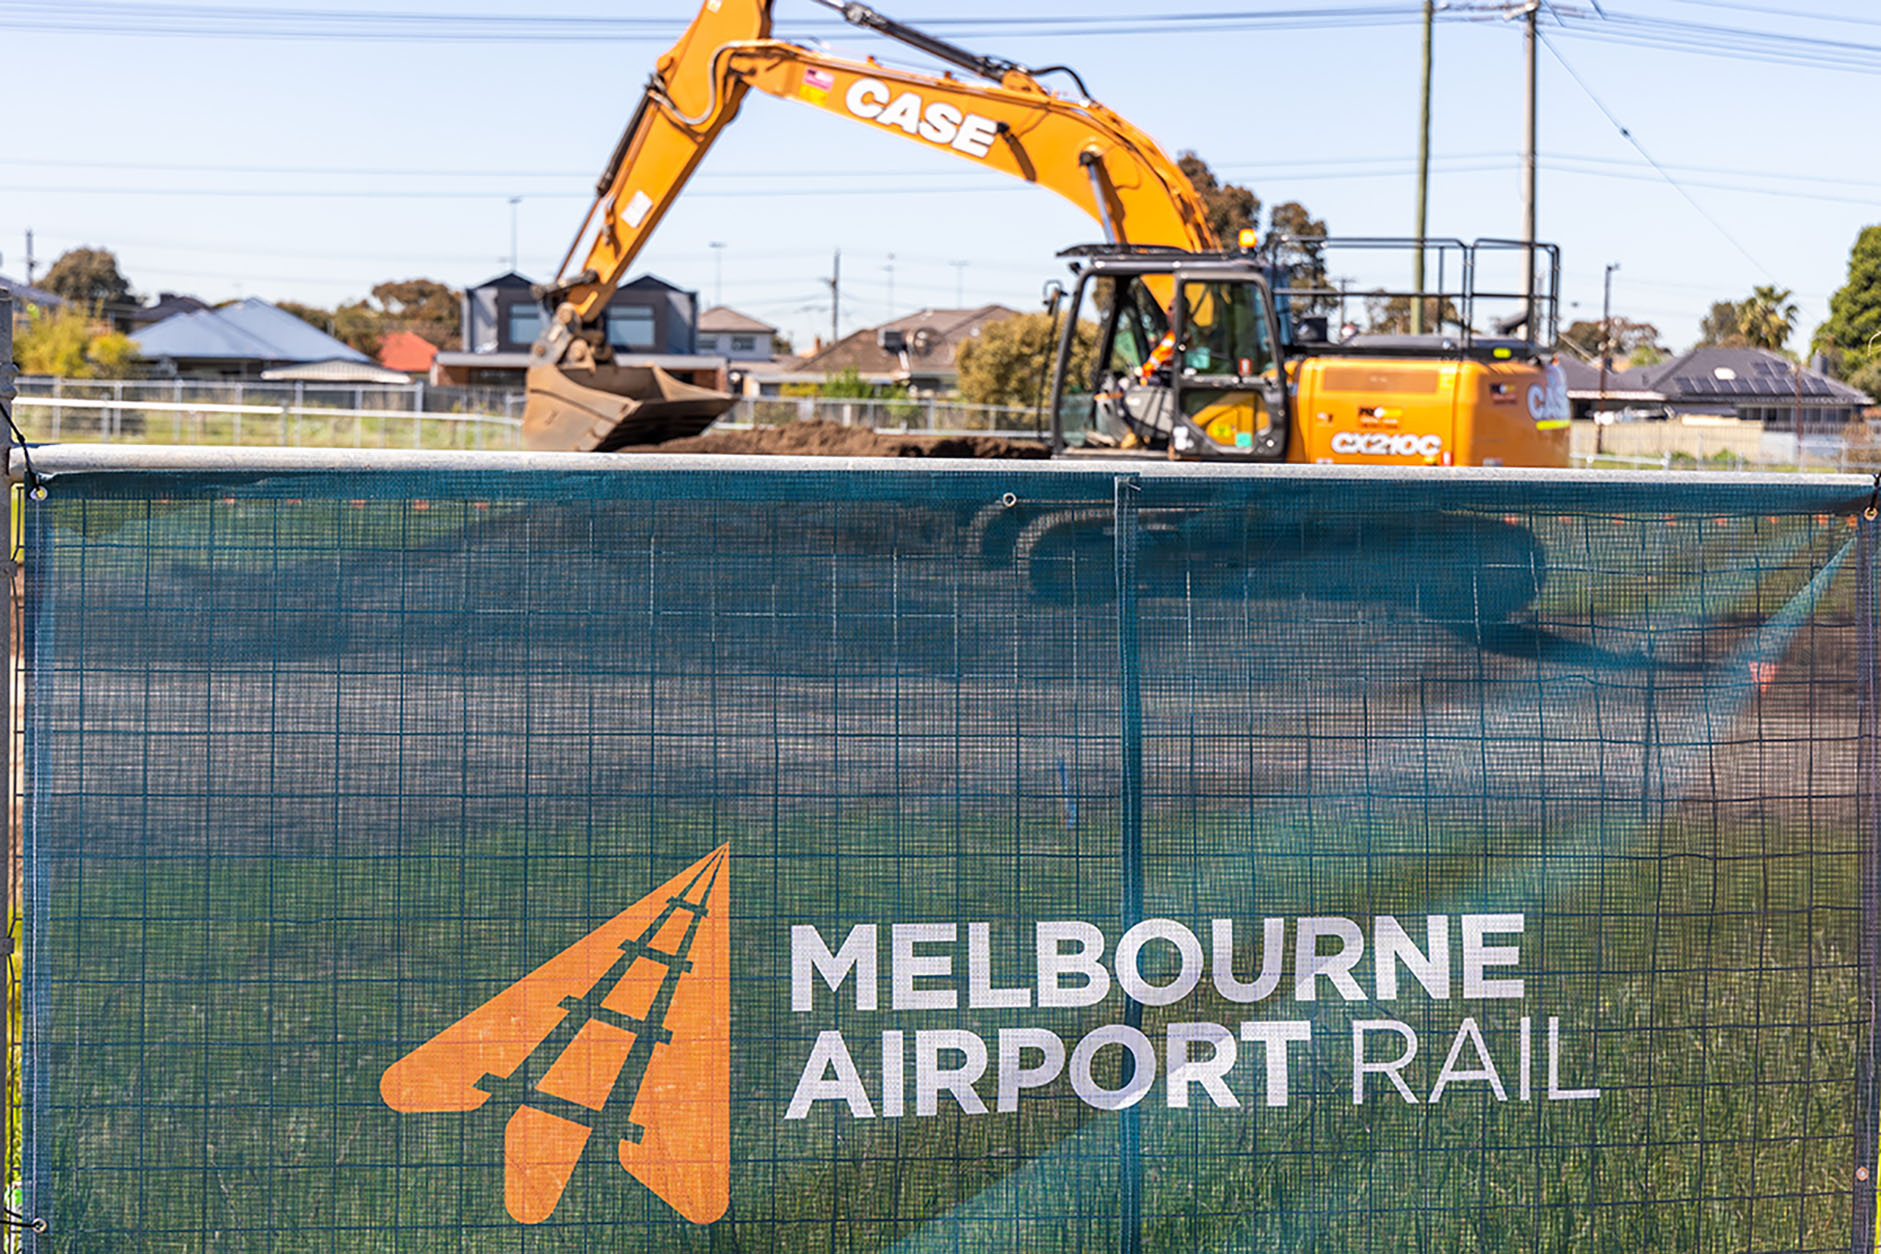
[{"x1": 15, "y1": 459, "x2": 1881, "y2": 1251}]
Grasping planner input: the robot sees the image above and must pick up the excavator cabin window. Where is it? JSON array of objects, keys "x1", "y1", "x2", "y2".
[
  {"x1": 1177, "y1": 280, "x2": 1275, "y2": 379},
  {"x1": 1096, "y1": 277, "x2": 1170, "y2": 379}
]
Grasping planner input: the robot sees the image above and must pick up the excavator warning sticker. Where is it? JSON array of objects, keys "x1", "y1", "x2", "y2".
[
  {"x1": 382, "y1": 846, "x2": 731, "y2": 1226},
  {"x1": 800, "y1": 68, "x2": 834, "y2": 105}
]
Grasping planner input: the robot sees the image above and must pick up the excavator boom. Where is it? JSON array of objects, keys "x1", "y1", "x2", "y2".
[{"x1": 522, "y1": 0, "x2": 1214, "y2": 451}]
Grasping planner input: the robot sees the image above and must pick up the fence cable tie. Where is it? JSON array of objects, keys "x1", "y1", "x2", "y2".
[
  {"x1": 2, "y1": 399, "x2": 42, "y2": 499},
  {"x1": 0, "y1": 1207, "x2": 47, "y2": 1233},
  {"x1": 1867, "y1": 471, "x2": 1880, "y2": 521}
]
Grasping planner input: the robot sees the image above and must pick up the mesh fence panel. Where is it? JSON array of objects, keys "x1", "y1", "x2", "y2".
[{"x1": 16, "y1": 460, "x2": 1881, "y2": 1251}]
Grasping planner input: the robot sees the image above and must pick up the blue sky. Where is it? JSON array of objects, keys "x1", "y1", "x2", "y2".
[{"x1": 3, "y1": 0, "x2": 1875, "y2": 355}]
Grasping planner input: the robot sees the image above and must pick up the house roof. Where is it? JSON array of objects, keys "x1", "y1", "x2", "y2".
[
  {"x1": 128, "y1": 292, "x2": 210, "y2": 327},
  {"x1": 622, "y1": 274, "x2": 691, "y2": 295},
  {"x1": 699, "y1": 305, "x2": 776, "y2": 334},
  {"x1": 261, "y1": 358, "x2": 415, "y2": 384},
  {"x1": 798, "y1": 305, "x2": 1021, "y2": 377},
  {"x1": 132, "y1": 298, "x2": 369, "y2": 363},
  {"x1": 0, "y1": 274, "x2": 67, "y2": 310},
  {"x1": 1559, "y1": 346, "x2": 1870, "y2": 406},
  {"x1": 378, "y1": 330, "x2": 440, "y2": 373},
  {"x1": 1642, "y1": 347, "x2": 1868, "y2": 404},
  {"x1": 469, "y1": 270, "x2": 536, "y2": 293}
]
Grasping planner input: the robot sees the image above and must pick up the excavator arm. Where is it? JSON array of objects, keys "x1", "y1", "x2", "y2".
[{"x1": 523, "y1": 0, "x2": 1216, "y2": 450}]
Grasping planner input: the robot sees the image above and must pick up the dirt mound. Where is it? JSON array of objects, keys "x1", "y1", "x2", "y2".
[{"x1": 611, "y1": 419, "x2": 1049, "y2": 460}]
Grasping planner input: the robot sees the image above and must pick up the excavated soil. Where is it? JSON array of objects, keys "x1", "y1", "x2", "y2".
[{"x1": 612, "y1": 419, "x2": 1049, "y2": 459}]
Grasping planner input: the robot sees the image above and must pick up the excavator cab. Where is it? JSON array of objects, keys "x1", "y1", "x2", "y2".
[{"x1": 1048, "y1": 247, "x2": 1291, "y2": 461}]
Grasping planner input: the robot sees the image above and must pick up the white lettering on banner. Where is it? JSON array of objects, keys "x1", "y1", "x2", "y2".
[
  {"x1": 780, "y1": 914, "x2": 1600, "y2": 1119},
  {"x1": 843, "y1": 77, "x2": 1001, "y2": 158},
  {"x1": 1329, "y1": 431, "x2": 1444, "y2": 458},
  {"x1": 1241, "y1": 1020, "x2": 1311, "y2": 1107},
  {"x1": 1037, "y1": 920, "x2": 1111, "y2": 1007},
  {"x1": 1527, "y1": 364, "x2": 1571, "y2": 423},
  {"x1": 792, "y1": 924, "x2": 877, "y2": 1011}
]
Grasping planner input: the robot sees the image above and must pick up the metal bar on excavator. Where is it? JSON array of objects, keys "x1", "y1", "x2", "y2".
[{"x1": 818, "y1": 0, "x2": 1020, "y2": 82}]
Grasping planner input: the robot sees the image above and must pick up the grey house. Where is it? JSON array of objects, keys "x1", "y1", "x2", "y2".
[
  {"x1": 1562, "y1": 347, "x2": 1870, "y2": 429},
  {"x1": 434, "y1": 272, "x2": 715, "y2": 387}
]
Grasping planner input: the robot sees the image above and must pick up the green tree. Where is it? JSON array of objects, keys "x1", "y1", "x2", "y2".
[
  {"x1": 1696, "y1": 300, "x2": 1746, "y2": 349},
  {"x1": 1267, "y1": 201, "x2": 1331, "y2": 311},
  {"x1": 1736, "y1": 284, "x2": 1797, "y2": 352},
  {"x1": 1627, "y1": 343, "x2": 1668, "y2": 369},
  {"x1": 1560, "y1": 317, "x2": 1662, "y2": 362},
  {"x1": 41, "y1": 247, "x2": 135, "y2": 308},
  {"x1": 371, "y1": 278, "x2": 461, "y2": 349},
  {"x1": 1365, "y1": 292, "x2": 1460, "y2": 334},
  {"x1": 277, "y1": 301, "x2": 336, "y2": 335},
  {"x1": 332, "y1": 301, "x2": 384, "y2": 358},
  {"x1": 815, "y1": 366, "x2": 906, "y2": 401},
  {"x1": 1849, "y1": 359, "x2": 1881, "y2": 401},
  {"x1": 13, "y1": 305, "x2": 139, "y2": 378},
  {"x1": 956, "y1": 313, "x2": 1100, "y2": 409},
  {"x1": 1821, "y1": 225, "x2": 1881, "y2": 379},
  {"x1": 1177, "y1": 152, "x2": 1259, "y2": 244}
]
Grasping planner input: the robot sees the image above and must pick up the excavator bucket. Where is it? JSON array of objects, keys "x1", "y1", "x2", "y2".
[{"x1": 521, "y1": 362, "x2": 739, "y2": 452}]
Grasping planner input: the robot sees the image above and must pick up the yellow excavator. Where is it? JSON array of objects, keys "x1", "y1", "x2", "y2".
[{"x1": 523, "y1": 0, "x2": 1570, "y2": 470}]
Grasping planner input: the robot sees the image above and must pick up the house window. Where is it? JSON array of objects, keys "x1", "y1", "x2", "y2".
[
  {"x1": 606, "y1": 307, "x2": 658, "y2": 350},
  {"x1": 731, "y1": 335, "x2": 757, "y2": 353},
  {"x1": 506, "y1": 303, "x2": 543, "y2": 347}
]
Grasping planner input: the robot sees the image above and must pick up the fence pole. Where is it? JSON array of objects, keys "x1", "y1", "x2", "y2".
[{"x1": 1113, "y1": 475, "x2": 1144, "y2": 1254}]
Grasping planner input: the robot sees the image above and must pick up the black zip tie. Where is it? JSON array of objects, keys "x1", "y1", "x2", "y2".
[
  {"x1": 0, "y1": 1206, "x2": 47, "y2": 1233},
  {"x1": 2, "y1": 396, "x2": 42, "y2": 501},
  {"x1": 1866, "y1": 471, "x2": 1880, "y2": 522}
]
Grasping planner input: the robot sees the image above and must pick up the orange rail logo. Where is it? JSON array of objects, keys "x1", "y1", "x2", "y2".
[{"x1": 381, "y1": 845, "x2": 729, "y2": 1225}]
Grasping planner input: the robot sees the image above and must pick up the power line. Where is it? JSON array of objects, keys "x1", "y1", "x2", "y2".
[
  {"x1": 1536, "y1": 30, "x2": 1774, "y2": 279},
  {"x1": 1654, "y1": 0, "x2": 1881, "y2": 29},
  {"x1": 0, "y1": 2, "x2": 1422, "y2": 41}
]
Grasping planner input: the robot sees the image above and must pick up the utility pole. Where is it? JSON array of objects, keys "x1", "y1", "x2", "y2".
[
  {"x1": 23, "y1": 230, "x2": 34, "y2": 285},
  {"x1": 1521, "y1": 1, "x2": 1540, "y2": 316},
  {"x1": 1597, "y1": 261, "x2": 1618, "y2": 454},
  {"x1": 710, "y1": 241, "x2": 727, "y2": 307},
  {"x1": 829, "y1": 250, "x2": 842, "y2": 345},
  {"x1": 950, "y1": 260, "x2": 968, "y2": 307},
  {"x1": 1793, "y1": 359, "x2": 1803, "y2": 465},
  {"x1": 885, "y1": 253, "x2": 896, "y2": 320},
  {"x1": 508, "y1": 197, "x2": 521, "y2": 273},
  {"x1": 1412, "y1": 0, "x2": 1435, "y2": 335}
]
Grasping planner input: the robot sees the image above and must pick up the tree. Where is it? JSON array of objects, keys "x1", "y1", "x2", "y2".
[
  {"x1": 1177, "y1": 152, "x2": 1259, "y2": 243},
  {"x1": 1736, "y1": 284, "x2": 1797, "y2": 352},
  {"x1": 13, "y1": 305, "x2": 138, "y2": 378},
  {"x1": 1850, "y1": 358, "x2": 1881, "y2": 402},
  {"x1": 371, "y1": 278, "x2": 461, "y2": 349},
  {"x1": 1821, "y1": 225, "x2": 1881, "y2": 379},
  {"x1": 277, "y1": 301, "x2": 336, "y2": 335},
  {"x1": 1267, "y1": 200, "x2": 1332, "y2": 312},
  {"x1": 1627, "y1": 343, "x2": 1668, "y2": 369},
  {"x1": 815, "y1": 366, "x2": 906, "y2": 401},
  {"x1": 1364, "y1": 292, "x2": 1460, "y2": 335},
  {"x1": 41, "y1": 247, "x2": 135, "y2": 309},
  {"x1": 956, "y1": 313, "x2": 1100, "y2": 409},
  {"x1": 1560, "y1": 317, "x2": 1663, "y2": 362},
  {"x1": 332, "y1": 301, "x2": 384, "y2": 358},
  {"x1": 1696, "y1": 300, "x2": 1746, "y2": 349}
]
